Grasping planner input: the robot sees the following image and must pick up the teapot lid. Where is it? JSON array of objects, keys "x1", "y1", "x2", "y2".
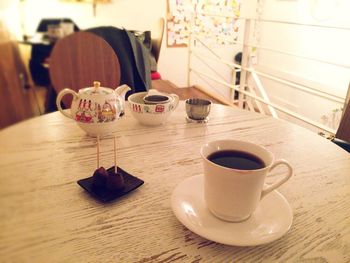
[{"x1": 80, "y1": 81, "x2": 114, "y2": 96}]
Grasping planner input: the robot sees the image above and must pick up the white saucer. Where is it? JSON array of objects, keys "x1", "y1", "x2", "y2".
[{"x1": 171, "y1": 175, "x2": 293, "y2": 246}]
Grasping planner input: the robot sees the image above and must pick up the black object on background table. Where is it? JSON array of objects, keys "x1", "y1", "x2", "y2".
[{"x1": 29, "y1": 18, "x2": 80, "y2": 87}]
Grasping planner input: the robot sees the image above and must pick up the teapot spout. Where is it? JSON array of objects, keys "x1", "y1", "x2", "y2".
[{"x1": 115, "y1": 84, "x2": 131, "y2": 100}]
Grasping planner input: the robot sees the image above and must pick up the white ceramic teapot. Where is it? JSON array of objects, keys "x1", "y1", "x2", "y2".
[{"x1": 56, "y1": 81, "x2": 131, "y2": 136}]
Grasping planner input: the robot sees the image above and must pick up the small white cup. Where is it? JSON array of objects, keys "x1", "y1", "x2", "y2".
[
  {"x1": 201, "y1": 139, "x2": 293, "y2": 222},
  {"x1": 128, "y1": 91, "x2": 179, "y2": 126}
]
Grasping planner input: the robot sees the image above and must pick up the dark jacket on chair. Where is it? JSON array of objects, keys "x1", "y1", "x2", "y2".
[{"x1": 86, "y1": 27, "x2": 151, "y2": 94}]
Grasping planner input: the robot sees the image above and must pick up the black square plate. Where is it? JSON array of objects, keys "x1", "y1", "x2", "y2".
[{"x1": 77, "y1": 166, "x2": 144, "y2": 203}]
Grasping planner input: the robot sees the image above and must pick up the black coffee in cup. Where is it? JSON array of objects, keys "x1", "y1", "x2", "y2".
[
  {"x1": 143, "y1": 95, "x2": 169, "y2": 104},
  {"x1": 208, "y1": 150, "x2": 265, "y2": 170}
]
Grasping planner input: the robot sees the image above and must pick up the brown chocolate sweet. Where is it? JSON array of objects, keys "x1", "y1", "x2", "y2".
[
  {"x1": 107, "y1": 172, "x2": 125, "y2": 191},
  {"x1": 92, "y1": 167, "x2": 109, "y2": 188}
]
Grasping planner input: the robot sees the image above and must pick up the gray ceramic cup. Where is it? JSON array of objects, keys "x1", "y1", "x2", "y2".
[{"x1": 185, "y1": 98, "x2": 212, "y2": 121}]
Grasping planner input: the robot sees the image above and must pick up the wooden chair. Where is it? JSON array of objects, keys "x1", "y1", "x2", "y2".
[
  {"x1": 335, "y1": 84, "x2": 350, "y2": 142},
  {"x1": 0, "y1": 21, "x2": 40, "y2": 128},
  {"x1": 331, "y1": 84, "x2": 350, "y2": 152},
  {"x1": 151, "y1": 17, "x2": 165, "y2": 63},
  {"x1": 49, "y1": 31, "x2": 121, "y2": 107}
]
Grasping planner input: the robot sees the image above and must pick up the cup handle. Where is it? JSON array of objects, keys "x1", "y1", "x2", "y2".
[
  {"x1": 260, "y1": 159, "x2": 293, "y2": 199},
  {"x1": 170, "y1": 93, "x2": 179, "y2": 109},
  {"x1": 56, "y1": 88, "x2": 79, "y2": 119}
]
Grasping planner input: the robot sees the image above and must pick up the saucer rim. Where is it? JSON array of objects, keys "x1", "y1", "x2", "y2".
[{"x1": 171, "y1": 174, "x2": 293, "y2": 246}]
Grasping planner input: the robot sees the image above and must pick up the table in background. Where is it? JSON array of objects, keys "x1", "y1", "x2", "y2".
[{"x1": 0, "y1": 102, "x2": 349, "y2": 262}]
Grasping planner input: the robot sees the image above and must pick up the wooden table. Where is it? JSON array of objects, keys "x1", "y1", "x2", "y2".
[{"x1": 1, "y1": 102, "x2": 349, "y2": 262}]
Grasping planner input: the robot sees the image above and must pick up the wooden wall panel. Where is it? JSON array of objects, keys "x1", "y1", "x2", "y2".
[{"x1": 0, "y1": 23, "x2": 39, "y2": 129}]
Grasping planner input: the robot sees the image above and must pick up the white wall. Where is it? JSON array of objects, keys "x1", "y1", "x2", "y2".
[
  {"x1": 187, "y1": 0, "x2": 255, "y2": 99},
  {"x1": 255, "y1": 0, "x2": 350, "y2": 130}
]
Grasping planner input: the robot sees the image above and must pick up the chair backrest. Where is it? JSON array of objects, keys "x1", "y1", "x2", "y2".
[
  {"x1": 336, "y1": 84, "x2": 350, "y2": 142},
  {"x1": 49, "y1": 31, "x2": 121, "y2": 107},
  {"x1": 151, "y1": 17, "x2": 165, "y2": 63}
]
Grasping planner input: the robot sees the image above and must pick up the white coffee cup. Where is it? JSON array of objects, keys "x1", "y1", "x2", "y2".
[{"x1": 201, "y1": 139, "x2": 293, "y2": 222}]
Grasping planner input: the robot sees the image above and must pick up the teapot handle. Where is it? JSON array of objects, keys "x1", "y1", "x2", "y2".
[{"x1": 56, "y1": 89, "x2": 79, "y2": 119}]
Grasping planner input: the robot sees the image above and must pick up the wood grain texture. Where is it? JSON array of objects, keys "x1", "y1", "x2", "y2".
[
  {"x1": 0, "y1": 38, "x2": 39, "y2": 129},
  {"x1": 0, "y1": 102, "x2": 349, "y2": 262},
  {"x1": 49, "y1": 31, "x2": 121, "y2": 107},
  {"x1": 151, "y1": 18, "x2": 165, "y2": 63}
]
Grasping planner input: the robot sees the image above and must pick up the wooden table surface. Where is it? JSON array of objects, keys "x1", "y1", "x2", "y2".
[{"x1": 0, "y1": 102, "x2": 349, "y2": 262}]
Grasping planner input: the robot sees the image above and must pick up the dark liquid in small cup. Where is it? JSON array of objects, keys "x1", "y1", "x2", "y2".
[
  {"x1": 144, "y1": 95, "x2": 169, "y2": 102},
  {"x1": 208, "y1": 150, "x2": 265, "y2": 170}
]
